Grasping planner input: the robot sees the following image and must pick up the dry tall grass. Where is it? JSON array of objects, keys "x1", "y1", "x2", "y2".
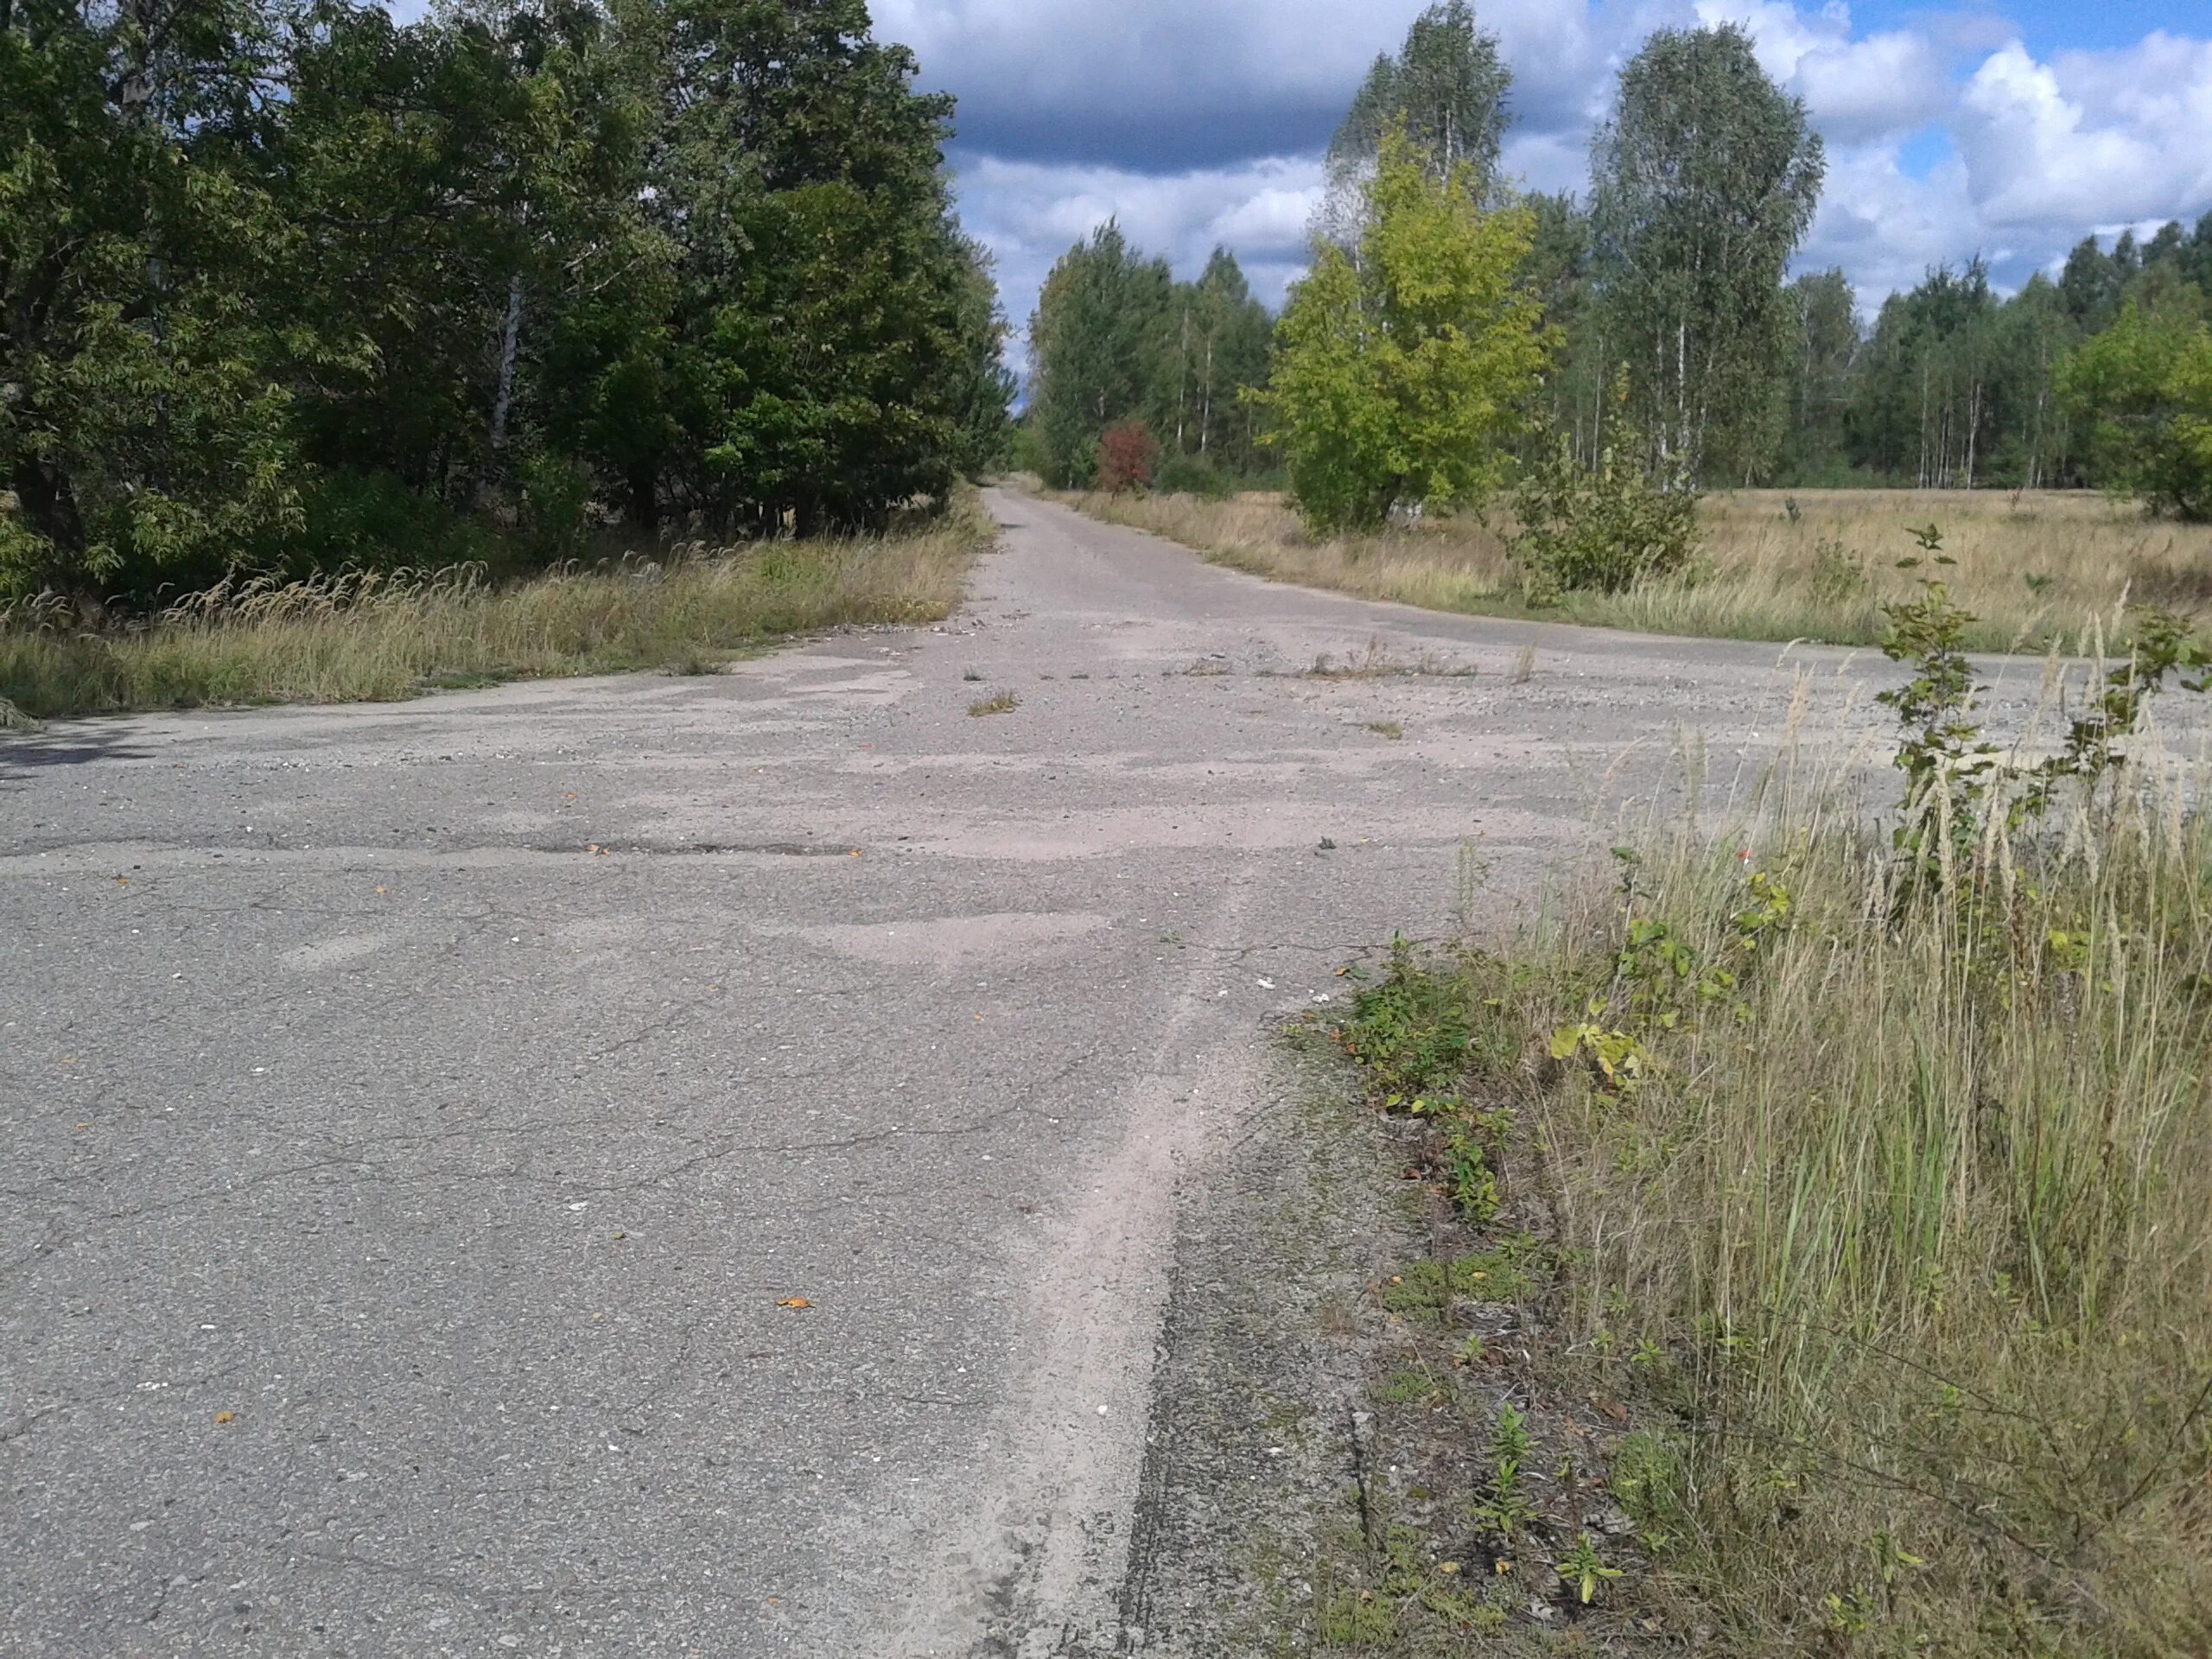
[
  {"x1": 1059, "y1": 486, "x2": 2212, "y2": 652},
  {"x1": 1460, "y1": 715, "x2": 2212, "y2": 1654},
  {"x1": 0, "y1": 499, "x2": 989, "y2": 719}
]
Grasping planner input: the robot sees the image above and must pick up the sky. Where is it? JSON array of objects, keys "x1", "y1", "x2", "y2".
[{"x1": 858, "y1": 0, "x2": 2212, "y2": 358}]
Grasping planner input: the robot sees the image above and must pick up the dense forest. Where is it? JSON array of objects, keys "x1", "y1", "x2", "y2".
[
  {"x1": 1020, "y1": 228, "x2": 1273, "y2": 493},
  {"x1": 1021, "y1": 3, "x2": 2212, "y2": 518},
  {"x1": 1, "y1": 0, "x2": 1013, "y2": 607}
]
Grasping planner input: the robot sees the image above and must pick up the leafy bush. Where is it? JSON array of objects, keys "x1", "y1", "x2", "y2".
[
  {"x1": 1509, "y1": 440, "x2": 1700, "y2": 601},
  {"x1": 1807, "y1": 536, "x2": 1866, "y2": 601},
  {"x1": 2062, "y1": 300, "x2": 2212, "y2": 521},
  {"x1": 1005, "y1": 422, "x2": 1055, "y2": 481},
  {"x1": 1095, "y1": 421, "x2": 1159, "y2": 493},
  {"x1": 1152, "y1": 451, "x2": 1236, "y2": 500},
  {"x1": 277, "y1": 470, "x2": 494, "y2": 584},
  {"x1": 520, "y1": 454, "x2": 597, "y2": 565}
]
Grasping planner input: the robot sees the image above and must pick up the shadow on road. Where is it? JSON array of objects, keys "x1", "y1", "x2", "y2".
[{"x1": 0, "y1": 727, "x2": 152, "y2": 788}]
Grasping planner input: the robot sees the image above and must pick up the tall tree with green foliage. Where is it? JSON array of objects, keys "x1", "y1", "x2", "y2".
[
  {"x1": 1777, "y1": 268, "x2": 1859, "y2": 479},
  {"x1": 1589, "y1": 24, "x2": 1823, "y2": 486},
  {"x1": 1, "y1": 0, "x2": 1012, "y2": 604},
  {"x1": 1025, "y1": 223, "x2": 1173, "y2": 486},
  {"x1": 1169, "y1": 249, "x2": 1273, "y2": 472},
  {"x1": 1520, "y1": 190, "x2": 1610, "y2": 466},
  {"x1": 1260, "y1": 131, "x2": 1551, "y2": 535},
  {"x1": 2063, "y1": 298, "x2": 2212, "y2": 521},
  {"x1": 0, "y1": 0, "x2": 308, "y2": 600},
  {"x1": 640, "y1": 0, "x2": 1007, "y2": 533},
  {"x1": 1984, "y1": 275, "x2": 2073, "y2": 489},
  {"x1": 1319, "y1": 2, "x2": 1510, "y2": 245},
  {"x1": 270, "y1": 0, "x2": 656, "y2": 544}
]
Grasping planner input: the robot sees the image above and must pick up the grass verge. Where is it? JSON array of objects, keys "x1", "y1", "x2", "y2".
[
  {"x1": 1327, "y1": 747, "x2": 2212, "y2": 1656},
  {"x1": 1053, "y1": 486, "x2": 2212, "y2": 654},
  {"x1": 0, "y1": 496, "x2": 992, "y2": 719}
]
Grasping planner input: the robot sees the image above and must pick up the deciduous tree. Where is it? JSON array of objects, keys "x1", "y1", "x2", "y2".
[
  {"x1": 2063, "y1": 299, "x2": 2212, "y2": 521},
  {"x1": 1589, "y1": 24, "x2": 1823, "y2": 486},
  {"x1": 1319, "y1": 1, "x2": 1510, "y2": 245},
  {"x1": 1261, "y1": 132, "x2": 1551, "y2": 534}
]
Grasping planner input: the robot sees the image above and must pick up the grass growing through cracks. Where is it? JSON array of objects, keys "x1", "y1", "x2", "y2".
[
  {"x1": 0, "y1": 498, "x2": 991, "y2": 719},
  {"x1": 1331, "y1": 625, "x2": 2212, "y2": 1654}
]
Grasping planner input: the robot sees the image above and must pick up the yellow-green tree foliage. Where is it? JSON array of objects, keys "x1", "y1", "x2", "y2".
[{"x1": 1259, "y1": 132, "x2": 1552, "y2": 535}]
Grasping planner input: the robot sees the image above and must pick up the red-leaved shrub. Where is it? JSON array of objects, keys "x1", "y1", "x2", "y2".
[{"x1": 1095, "y1": 422, "x2": 1159, "y2": 493}]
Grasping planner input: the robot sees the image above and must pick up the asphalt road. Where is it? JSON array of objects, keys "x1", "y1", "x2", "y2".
[{"x1": 0, "y1": 489, "x2": 2058, "y2": 1656}]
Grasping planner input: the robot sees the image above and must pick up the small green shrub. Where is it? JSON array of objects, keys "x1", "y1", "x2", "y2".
[
  {"x1": 282, "y1": 468, "x2": 494, "y2": 582},
  {"x1": 520, "y1": 452, "x2": 597, "y2": 564},
  {"x1": 1808, "y1": 536, "x2": 1867, "y2": 601},
  {"x1": 1153, "y1": 452, "x2": 1236, "y2": 500},
  {"x1": 1510, "y1": 439, "x2": 1700, "y2": 601},
  {"x1": 1337, "y1": 937, "x2": 1473, "y2": 1101}
]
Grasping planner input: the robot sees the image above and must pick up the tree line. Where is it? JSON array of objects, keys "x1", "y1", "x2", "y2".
[
  {"x1": 1774, "y1": 229, "x2": 2212, "y2": 505},
  {"x1": 2, "y1": 0, "x2": 1013, "y2": 607},
  {"x1": 1023, "y1": 2, "x2": 2212, "y2": 524},
  {"x1": 1020, "y1": 228, "x2": 1273, "y2": 492}
]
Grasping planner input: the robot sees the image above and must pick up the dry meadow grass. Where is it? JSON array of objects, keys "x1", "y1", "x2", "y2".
[
  {"x1": 0, "y1": 498, "x2": 990, "y2": 720},
  {"x1": 1343, "y1": 720, "x2": 2212, "y2": 1654},
  {"x1": 1060, "y1": 486, "x2": 2212, "y2": 653}
]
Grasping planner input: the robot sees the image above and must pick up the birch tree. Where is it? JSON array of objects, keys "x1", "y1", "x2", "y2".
[
  {"x1": 1318, "y1": 2, "x2": 1510, "y2": 247},
  {"x1": 1589, "y1": 24, "x2": 1822, "y2": 486}
]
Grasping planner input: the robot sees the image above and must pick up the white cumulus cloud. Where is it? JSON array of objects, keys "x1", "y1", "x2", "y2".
[{"x1": 1955, "y1": 33, "x2": 2212, "y2": 235}]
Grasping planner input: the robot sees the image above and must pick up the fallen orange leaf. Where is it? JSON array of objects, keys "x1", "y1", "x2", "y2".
[
  {"x1": 213, "y1": 1411, "x2": 236, "y2": 1426},
  {"x1": 776, "y1": 1297, "x2": 812, "y2": 1310}
]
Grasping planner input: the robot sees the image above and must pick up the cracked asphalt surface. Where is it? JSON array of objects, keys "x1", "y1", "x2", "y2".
[{"x1": 1, "y1": 488, "x2": 2062, "y2": 1655}]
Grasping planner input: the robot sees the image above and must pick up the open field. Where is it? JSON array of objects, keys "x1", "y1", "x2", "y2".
[
  {"x1": 0, "y1": 499, "x2": 989, "y2": 721},
  {"x1": 1056, "y1": 486, "x2": 2212, "y2": 653}
]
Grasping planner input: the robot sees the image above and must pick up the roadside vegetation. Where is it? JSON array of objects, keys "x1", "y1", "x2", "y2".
[
  {"x1": 1316, "y1": 576, "x2": 2212, "y2": 1654},
  {"x1": 1019, "y1": 3, "x2": 2212, "y2": 650},
  {"x1": 1052, "y1": 485, "x2": 2212, "y2": 652},
  {"x1": 0, "y1": 499, "x2": 988, "y2": 720},
  {"x1": 3, "y1": 0, "x2": 1010, "y2": 703}
]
